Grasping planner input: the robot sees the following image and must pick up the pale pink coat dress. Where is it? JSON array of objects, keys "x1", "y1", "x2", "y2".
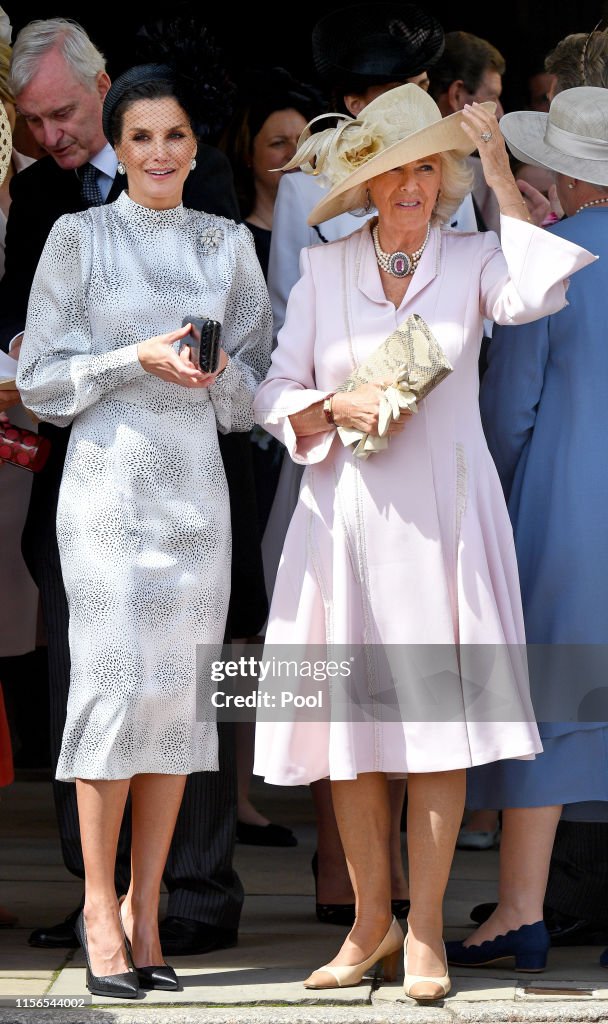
[{"x1": 252, "y1": 216, "x2": 595, "y2": 785}]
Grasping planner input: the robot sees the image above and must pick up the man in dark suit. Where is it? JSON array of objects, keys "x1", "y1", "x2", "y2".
[
  {"x1": 428, "y1": 30, "x2": 505, "y2": 232},
  {"x1": 2, "y1": 17, "x2": 243, "y2": 956}
]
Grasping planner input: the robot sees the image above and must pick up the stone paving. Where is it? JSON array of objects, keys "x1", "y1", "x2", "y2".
[{"x1": 1, "y1": 779, "x2": 608, "y2": 1022}]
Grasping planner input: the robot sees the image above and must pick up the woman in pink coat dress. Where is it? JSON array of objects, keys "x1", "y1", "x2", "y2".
[{"x1": 252, "y1": 84, "x2": 594, "y2": 1001}]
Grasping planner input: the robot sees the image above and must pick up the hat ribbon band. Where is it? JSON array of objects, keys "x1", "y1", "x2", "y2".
[{"x1": 545, "y1": 120, "x2": 608, "y2": 161}]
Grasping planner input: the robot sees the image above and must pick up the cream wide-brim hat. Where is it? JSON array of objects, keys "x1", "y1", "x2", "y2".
[
  {"x1": 292, "y1": 83, "x2": 495, "y2": 226},
  {"x1": 0, "y1": 101, "x2": 11, "y2": 188},
  {"x1": 500, "y1": 86, "x2": 608, "y2": 187}
]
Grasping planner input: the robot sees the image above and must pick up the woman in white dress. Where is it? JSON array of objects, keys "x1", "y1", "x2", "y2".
[{"x1": 17, "y1": 64, "x2": 272, "y2": 998}]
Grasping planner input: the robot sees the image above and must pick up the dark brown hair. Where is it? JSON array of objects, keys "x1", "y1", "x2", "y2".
[
  {"x1": 428, "y1": 31, "x2": 505, "y2": 101},
  {"x1": 109, "y1": 78, "x2": 189, "y2": 146},
  {"x1": 219, "y1": 68, "x2": 323, "y2": 219}
]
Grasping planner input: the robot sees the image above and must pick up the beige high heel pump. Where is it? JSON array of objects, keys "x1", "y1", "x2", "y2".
[
  {"x1": 403, "y1": 933, "x2": 451, "y2": 1002},
  {"x1": 303, "y1": 916, "x2": 404, "y2": 989}
]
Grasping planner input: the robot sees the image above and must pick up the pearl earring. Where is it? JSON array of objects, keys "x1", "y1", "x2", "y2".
[
  {"x1": 191, "y1": 158, "x2": 197, "y2": 171},
  {"x1": 567, "y1": 182, "x2": 575, "y2": 189},
  {"x1": 117, "y1": 161, "x2": 126, "y2": 175}
]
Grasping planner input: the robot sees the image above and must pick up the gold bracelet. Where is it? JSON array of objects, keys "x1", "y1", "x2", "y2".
[
  {"x1": 322, "y1": 393, "x2": 336, "y2": 425},
  {"x1": 500, "y1": 199, "x2": 532, "y2": 223}
]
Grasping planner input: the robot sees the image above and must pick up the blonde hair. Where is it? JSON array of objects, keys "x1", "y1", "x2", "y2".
[{"x1": 433, "y1": 151, "x2": 474, "y2": 226}]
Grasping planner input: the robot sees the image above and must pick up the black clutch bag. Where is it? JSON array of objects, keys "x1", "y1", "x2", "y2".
[{"x1": 180, "y1": 317, "x2": 221, "y2": 373}]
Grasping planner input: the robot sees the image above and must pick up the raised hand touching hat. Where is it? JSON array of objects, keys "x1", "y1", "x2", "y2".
[{"x1": 460, "y1": 102, "x2": 512, "y2": 190}]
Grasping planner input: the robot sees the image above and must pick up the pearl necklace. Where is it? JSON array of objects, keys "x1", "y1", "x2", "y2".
[
  {"x1": 575, "y1": 197, "x2": 608, "y2": 215},
  {"x1": 371, "y1": 221, "x2": 431, "y2": 278}
]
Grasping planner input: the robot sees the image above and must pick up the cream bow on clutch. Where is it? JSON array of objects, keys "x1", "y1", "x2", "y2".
[{"x1": 335, "y1": 314, "x2": 453, "y2": 459}]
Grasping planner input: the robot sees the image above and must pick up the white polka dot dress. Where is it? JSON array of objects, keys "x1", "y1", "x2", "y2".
[{"x1": 17, "y1": 192, "x2": 272, "y2": 782}]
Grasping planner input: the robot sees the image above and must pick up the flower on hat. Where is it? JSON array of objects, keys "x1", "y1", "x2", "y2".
[
  {"x1": 279, "y1": 83, "x2": 484, "y2": 225},
  {"x1": 281, "y1": 115, "x2": 388, "y2": 190},
  {"x1": 327, "y1": 124, "x2": 383, "y2": 183},
  {"x1": 281, "y1": 86, "x2": 442, "y2": 193}
]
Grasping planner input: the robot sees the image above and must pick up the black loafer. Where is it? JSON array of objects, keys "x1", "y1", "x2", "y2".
[
  {"x1": 470, "y1": 901, "x2": 497, "y2": 925},
  {"x1": 159, "y1": 917, "x2": 238, "y2": 956},
  {"x1": 391, "y1": 898, "x2": 411, "y2": 920},
  {"x1": 236, "y1": 821, "x2": 297, "y2": 847},
  {"x1": 316, "y1": 900, "x2": 356, "y2": 926},
  {"x1": 28, "y1": 905, "x2": 82, "y2": 949},
  {"x1": 311, "y1": 855, "x2": 410, "y2": 925},
  {"x1": 546, "y1": 909, "x2": 608, "y2": 947},
  {"x1": 315, "y1": 898, "x2": 410, "y2": 926}
]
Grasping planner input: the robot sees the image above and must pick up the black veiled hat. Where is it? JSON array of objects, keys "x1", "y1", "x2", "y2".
[
  {"x1": 103, "y1": 64, "x2": 174, "y2": 146},
  {"x1": 312, "y1": 3, "x2": 445, "y2": 90}
]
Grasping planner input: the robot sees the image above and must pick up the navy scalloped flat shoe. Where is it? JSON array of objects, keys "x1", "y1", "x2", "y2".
[{"x1": 445, "y1": 921, "x2": 550, "y2": 972}]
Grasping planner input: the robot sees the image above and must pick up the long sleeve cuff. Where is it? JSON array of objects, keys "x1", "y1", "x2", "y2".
[
  {"x1": 254, "y1": 386, "x2": 336, "y2": 464},
  {"x1": 489, "y1": 215, "x2": 598, "y2": 324}
]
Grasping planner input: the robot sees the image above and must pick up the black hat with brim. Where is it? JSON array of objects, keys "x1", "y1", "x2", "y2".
[{"x1": 312, "y1": 3, "x2": 445, "y2": 90}]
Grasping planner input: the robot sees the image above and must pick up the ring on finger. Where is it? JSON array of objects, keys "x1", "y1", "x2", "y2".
[{"x1": 480, "y1": 129, "x2": 493, "y2": 143}]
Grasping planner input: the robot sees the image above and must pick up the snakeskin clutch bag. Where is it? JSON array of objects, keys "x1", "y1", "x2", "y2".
[
  {"x1": 337, "y1": 313, "x2": 452, "y2": 398},
  {"x1": 335, "y1": 314, "x2": 452, "y2": 458}
]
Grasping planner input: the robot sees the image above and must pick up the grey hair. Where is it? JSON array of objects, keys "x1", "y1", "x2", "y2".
[
  {"x1": 8, "y1": 18, "x2": 106, "y2": 97},
  {"x1": 432, "y1": 152, "x2": 474, "y2": 226}
]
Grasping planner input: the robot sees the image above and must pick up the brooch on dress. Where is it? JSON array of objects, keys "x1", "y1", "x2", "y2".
[{"x1": 199, "y1": 225, "x2": 223, "y2": 251}]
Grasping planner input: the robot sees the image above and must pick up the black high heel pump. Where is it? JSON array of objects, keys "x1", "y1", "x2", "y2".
[
  {"x1": 118, "y1": 900, "x2": 179, "y2": 991},
  {"x1": 74, "y1": 911, "x2": 139, "y2": 999}
]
